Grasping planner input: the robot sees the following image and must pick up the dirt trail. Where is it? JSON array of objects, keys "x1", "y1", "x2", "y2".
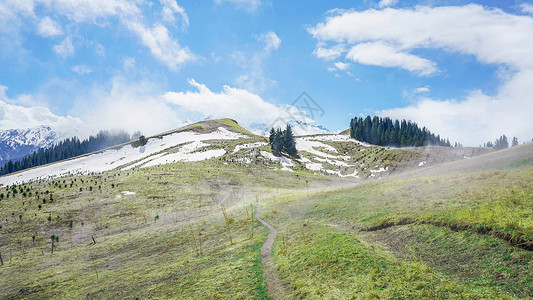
[{"x1": 254, "y1": 205, "x2": 293, "y2": 300}]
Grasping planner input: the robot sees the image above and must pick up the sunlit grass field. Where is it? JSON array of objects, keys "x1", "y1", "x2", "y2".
[{"x1": 1, "y1": 141, "x2": 531, "y2": 299}]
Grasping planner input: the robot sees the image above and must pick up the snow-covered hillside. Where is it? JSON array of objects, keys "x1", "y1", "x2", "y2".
[
  {"x1": 0, "y1": 119, "x2": 491, "y2": 186},
  {"x1": 0, "y1": 127, "x2": 246, "y2": 186}
]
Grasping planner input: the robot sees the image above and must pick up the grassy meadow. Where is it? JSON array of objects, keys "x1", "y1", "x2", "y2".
[{"x1": 0, "y1": 140, "x2": 531, "y2": 299}]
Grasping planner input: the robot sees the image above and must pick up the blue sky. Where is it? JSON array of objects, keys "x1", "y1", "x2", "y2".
[{"x1": 0, "y1": 0, "x2": 532, "y2": 146}]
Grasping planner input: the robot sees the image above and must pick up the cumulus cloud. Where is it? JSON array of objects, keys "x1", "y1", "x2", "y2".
[
  {"x1": 346, "y1": 42, "x2": 438, "y2": 75},
  {"x1": 215, "y1": 0, "x2": 261, "y2": 12},
  {"x1": 54, "y1": 36, "x2": 75, "y2": 57},
  {"x1": 0, "y1": 85, "x2": 82, "y2": 130},
  {"x1": 309, "y1": 5, "x2": 533, "y2": 71},
  {"x1": 163, "y1": 79, "x2": 283, "y2": 125},
  {"x1": 37, "y1": 17, "x2": 63, "y2": 37},
  {"x1": 310, "y1": 4, "x2": 533, "y2": 145}
]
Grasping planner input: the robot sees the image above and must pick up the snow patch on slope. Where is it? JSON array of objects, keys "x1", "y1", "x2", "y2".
[
  {"x1": 260, "y1": 151, "x2": 294, "y2": 171},
  {"x1": 233, "y1": 142, "x2": 267, "y2": 153},
  {"x1": 0, "y1": 127, "x2": 245, "y2": 186}
]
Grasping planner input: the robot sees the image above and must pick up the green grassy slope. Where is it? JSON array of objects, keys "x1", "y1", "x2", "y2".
[
  {"x1": 0, "y1": 161, "x2": 332, "y2": 299},
  {"x1": 258, "y1": 144, "x2": 533, "y2": 299},
  {"x1": 0, "y1": 139, "x2": 530, "y2": 299}
]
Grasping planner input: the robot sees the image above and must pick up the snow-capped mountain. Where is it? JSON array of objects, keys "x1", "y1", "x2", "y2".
[
  {"x1": 248, "y1": 120, "x2": 331, "y2": 136},
  {"x1": 0, "y1": 126, "x2": 67, "y2": 166}
]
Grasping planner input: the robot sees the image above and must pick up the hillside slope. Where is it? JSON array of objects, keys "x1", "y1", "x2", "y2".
[
  {"x1": 261, "y1": 143, "x2": 533, "y2": 299},
  {"x1": 0, "y1": 118, "x2": 495, "y2": 187},
  {"x1": 0, "y1": 121, "x2": 531, "y2": 298}
]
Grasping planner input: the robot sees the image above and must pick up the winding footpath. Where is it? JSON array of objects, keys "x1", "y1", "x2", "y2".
[{"x1": 254, "y1": 205, "x2": 293, "y2": 300}]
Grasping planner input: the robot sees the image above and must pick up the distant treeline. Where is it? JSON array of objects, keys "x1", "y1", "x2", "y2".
[
  {"x1": 350, "y1": 116, "x2": 451, "y2": 147},
  {"x1": 484, "y1": 135, "x2": 522, "y2": 150},
  {"x1": 0, "y1": 130, "x2": 134, "y2": 176}
]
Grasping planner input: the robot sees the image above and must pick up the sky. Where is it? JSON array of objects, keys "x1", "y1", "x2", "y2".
[{"x1": 0, "y1": 0, "x2": 532, "y2": 146}]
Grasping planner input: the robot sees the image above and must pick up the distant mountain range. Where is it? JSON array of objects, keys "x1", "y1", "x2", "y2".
[{"x1": 0, "y1": 126, "x2": 68, "y2": 167}]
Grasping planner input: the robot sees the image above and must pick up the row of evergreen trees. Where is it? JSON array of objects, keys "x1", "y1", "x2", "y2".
[
  {"x1": 350, "y1": 116, "x2": 451, "y2": 147},
  {"x1": 269, "y1": 125, "x2": 298, "y2": 156},
  {"x1": 0, "y1": 130, "x2": 134, "y2": 176},
  {"x1": 484, "y1": 135, "x2": 520, "y2": 150}
]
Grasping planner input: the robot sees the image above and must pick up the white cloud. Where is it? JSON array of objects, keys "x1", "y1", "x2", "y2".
[
  {"x1": 414, "y1": 87, "x2": 430, "y2": 93},
  {"x1": 54, "y1": 36, "x2": 75, "y2": 57},
  {"x1": 232, "y1": 31, "x2": 281, "y2": 93},
  {"x1": 160, "y1": 0, "x2": 189, "y2": 28},
  {"x1": 72, "y1": 65, "x2": 92, "y2": 75},
  {"x1": 37, "y1": 17, "x2": 62, "y2": 37},
  {"x1": 258, "y1": 31, "x2": 281, "y2": 51},
  {"x1": 215, "y1": 0, "x2": 261, "y2": 12},
  {"x1": 0, "y1": 85, "x2": 82, "y2": 130},
  {"x1": 310, "y1": 5, "x2": 533, "y2": 70},
  {"x1": 333, "y1": 61, "x2": 349, "y2": 70},
  {"x1": 42, "y1": 0, "x2": 140, "y2": 23},
  {"x1": 79, "y1": 77, "x2": 183, "y2": 136},
  {"x1": 163, "y1": 79, "x2": 283, "y2": 125},
  {"x1": 126, "y1": 22, "x2": 195, "y2": 70},
  {"x1": 347, "y1": 42, "x2": 438, "y2": 75},
  {"x1": 2, "y1": 0, "x2": 195, "y2": 70},
  {"x1": 95, "y1": 43, "x2": 105, "y2": 57},
  {"x1": 313, "y1": 44, "x2": 346, "y2": 61},
  {"x1": 310, "y1": 4, "x2": 533, "y2": 145},
  {"x1": 520, "y1": 3, "x2": 533, "y2": 14},
  {"x1": 378, "y1": 0, "x2": 398, "y2": 8}
]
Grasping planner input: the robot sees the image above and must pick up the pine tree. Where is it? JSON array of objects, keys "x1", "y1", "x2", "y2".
[
  {"x1": 283, "y1": 125, "x2": 297, "y2": 156},
  {"x1": 512, "y1": 137, "x2": 519, "y2": 147},
  {"x1": 268, "y1": 126, "x2": 298, "y2": 157}
]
